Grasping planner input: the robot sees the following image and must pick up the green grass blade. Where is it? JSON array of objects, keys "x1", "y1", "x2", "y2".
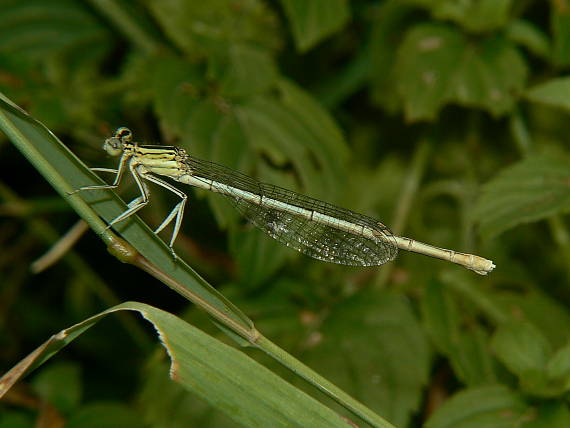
[
  {"x1": 0, "y1": 93, "x2": 252, "y2": 334},
  {"x1": 0, "y1": 302, "x2": 350, "y2": 428}
]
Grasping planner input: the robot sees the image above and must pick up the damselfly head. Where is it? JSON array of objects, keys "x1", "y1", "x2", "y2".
[{"x1": 103, "y1": 127, "x2": 132, "y2": 157}]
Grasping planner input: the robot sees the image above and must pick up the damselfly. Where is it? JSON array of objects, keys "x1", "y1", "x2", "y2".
[{"x1": 73, "y1": 127, "x2": 495, "y2": 275}]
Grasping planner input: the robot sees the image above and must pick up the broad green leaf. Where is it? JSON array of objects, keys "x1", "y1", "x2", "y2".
[
  {"x1": 150, "y1": 56, "x2": 205, "y2": 135},
  {"x1": 396, "y1": 24, "x2": 527, "y2": 120},
  {"x1": 546, "y1": 344, "x2": 570, "y2": 393},
  {"x1": 435, "y1": 0, "x2": 513, "y2": 32},
  {"x1": 182, "y1": 99, "x2": 227, "y2": 160},
  {"x1": 369, "y1": 0, "x2": 416, "y2": 112},
  {"x1": 425, "y1": 385, "x2": 528, "y2": 428},
  {"x1": 492, "y1": 321, "x2": 551, "y2": 373},
  {"x1": 0, "y1": 0, "x2": 111, "y2": 62},
  {"x1": 220, "y1": 44, "x2": 279, "y2": 97},
  {"x1": 0, "y1": 302, "x2": 349, "y2": 428},
  {"x1": 551, "y1": 1, "x2": 570, "y2": 66},
  {"x1": 301, "y1": 290, "x2": 430, "y2": 427},
  {"x1": 208, "y1": 112, "x2": 253, "y2": 228},
  {"x1": 474, "y1": 156, "x2": 570, "y2": 238},
  {"x1": 31, "y1": 362, "x2": 82, "y2": 414},
  {"x1": 67, "y1": 403, "x2": 142, "y2": 428},
  {"x1": 492, "y1": 292, "x2": 570, "y2": 349},
  {"x1": 491, "y1": 321, "x2": 570, "y2": 398},
  {"x1": 406, "y1": 0, "x2": 513, "y2": 32},
  {"x1": 491, "y1": 321, "x2": 551, "y2": 393},
  {"x1": 395, "y1": 24, "x2": 464, "y2": 121},
  {"x1": 449, "y1": 327, "x2": 496, "y2": 387},
  {"x1": 279, "y1": 0, "x2": 350, "y2": 52},
  {"x1": 277, "y1": 79, "x2": 348, "y2": 163},
  {"x1": 506, "y1": 19, "x2": 551, "y2": 59},
  {"x1": 236, "y1": 94, "x2": 317, "y2": 183},
  {"x1": 146, "y1": 0, "x2": 280, "y2": 56},
  {"x1": 524, "y1": 401, "x2": 570, "y2": 428},
  {"x1": 235, "y1": 94, "x2": 341, "y2": 199},
  {"x1": 276, "y1": 79, "x2": 349, "y2": 198},
  {"x1": 526, "y1": 77, "x2": 570, "y2": 111},
  {"x1": 210, "y1": 109, "x2": 253, "y2": 172},
  {"x1": 422, "y1": 280, "x2": 496, "y2": 386},
  {"x1": 449, "y1": 35, "x2": 527, "y2": 116},
  {"x1": 422, "y1": 279, "x2": 461, "y2": 353}
]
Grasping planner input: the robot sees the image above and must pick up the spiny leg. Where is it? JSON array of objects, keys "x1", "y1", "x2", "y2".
[
  {"x1": 69, "y1": 154, "x2": 152, "y2": 231},
  {"x1": 140, "y1": 174, "x2": 188, "y2": 258},
  {"x1": 90, "y1": 167, "x2": 118, "y2": 174},
  {"x1": 106, "y1": 160, "x2": 150, "y2": 228},
  {"x1": 126, "y1": 195, "x2": 145, "y2": 209},
  {"x1": 69, "y1": 153, "x2": 129, "y2": 195}
]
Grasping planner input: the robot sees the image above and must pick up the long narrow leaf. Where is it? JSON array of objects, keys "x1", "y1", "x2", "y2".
[
  {"x1": 0, "y1": 302, "x2": 350, "y2": 428},
  {"x1": 0, "y1": 93, "x2": 252, "y2": 332}
]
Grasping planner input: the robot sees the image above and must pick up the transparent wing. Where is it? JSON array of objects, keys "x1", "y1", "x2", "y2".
[{"x1": 185, "y1": 155, "x2": 398, "y2": 266}]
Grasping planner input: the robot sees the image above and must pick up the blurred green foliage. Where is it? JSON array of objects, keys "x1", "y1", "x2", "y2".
[{"x1": 0, "y1": 0, "x2": 569, "y2": 427}]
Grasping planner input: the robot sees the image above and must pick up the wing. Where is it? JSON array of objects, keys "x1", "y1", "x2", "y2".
[{"x1": 185, "y1": 156, "x2": 398, "y2": 266}]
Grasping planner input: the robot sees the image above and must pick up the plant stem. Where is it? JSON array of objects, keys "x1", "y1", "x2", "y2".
[
  {"x1": 374, "y1": 137, "x2": 431, "y2": 288},
  {"x1": 254, "y1": 335, "x2": 396, "y2": 428}
]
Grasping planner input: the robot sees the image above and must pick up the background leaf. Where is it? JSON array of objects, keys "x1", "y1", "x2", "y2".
[
  {"x1": 299, "y1": 290, "x2": 431, "y2": 427},
  {"x1": 395, "y1": 24, "x2": 527, "y2": 120},
  {"x1": 425, "y1": 0, "x2": 514, "y2": 33},
  {"x1": 0, "y1": 0, "x2": 111, "y2": 62},
  {"x1": 491, "y1": 321, "x2": 570, "y2": 397},
  {"x1": 146, "y1": 0, "x2": 279, "y2": 56},
  {"x1": 369, "y1": 0, "x2": 416, "y2": 112},
  {"x1": 526, "y1": 77, "x2": 570, "y2": 111},
  {"x1": 219, "y1": 44, "x2": 279, "y2": 97},
  {"x1": 279, "y1": 0, "x2": 350, "y2": 52},
  {"x1": 425, "y1": 385, "x2": 528, "y2": 428},
  {"x1": 422, "y1": 280, "x2": 496, "y2": 386},
  {"x1": 547, "y1": 344, "x2": 570, "y2": 392},
  {"x1": 506, "y1": 20, "x2": 551, "y2": 59},
  {"x1": 474, "y1": 156, "x2": 570, "y2": 238},
  {"x1": 491, "y1": 321, "x2": 551, "y2": 379},
  {"x1": 551, "y1": 1, "x2": 570, "y2": 66}
]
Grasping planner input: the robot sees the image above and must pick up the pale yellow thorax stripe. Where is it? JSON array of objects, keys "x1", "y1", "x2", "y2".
[{"x1": 135, "y1": 146, "x2": 181, "y2": 176}]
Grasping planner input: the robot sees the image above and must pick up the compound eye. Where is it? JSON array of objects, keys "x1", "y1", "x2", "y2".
[{"x1": 114, "y1": 127, "x2": 132, "y2": 143}]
